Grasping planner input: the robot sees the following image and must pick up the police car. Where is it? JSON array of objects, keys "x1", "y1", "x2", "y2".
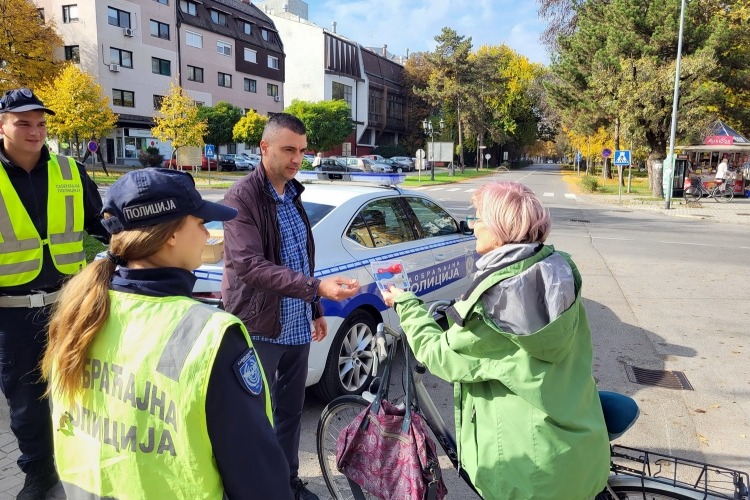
[{"x1": 196, "y1": 172, "x2": 479, "y2": 401}]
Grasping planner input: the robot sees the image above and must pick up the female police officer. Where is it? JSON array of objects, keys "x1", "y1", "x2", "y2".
[{"x1": 42, "y1": 168, "x2": 293, "y2": 499}]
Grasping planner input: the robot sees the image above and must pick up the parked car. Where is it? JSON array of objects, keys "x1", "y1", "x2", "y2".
[
  {"x1": 389, "y1": 156, "x2": 416, "y2": 171},
  {"x1": 360, "y1": 154, "x2": 386, "y2": 162},
  {"x1": 303, "y1": 153, "x2": 316, "y2": 163},
  {"x1": 378, "y1": 158, "x2": 409, "y2": 173},
  {"x1": 369, "y1": 160, "x2": 400, "y2": 173},
  {"x1": 314, "y1": 159, "x2": 364, "y2": 179},
  {"x1": 163, "y1": 155, "x2": 218, "y2": 171},
  {"x1": 235, "y1": 153, "x2": 260, "y2": 171},
  {"x1": 338, "y1": 157, "x2": 376, "y2": 172},
  {"x1": 217, "y1": 154, "x2": 237, "y2": 172},
  {"x1": 189, "y1": 175, "x2": 478, "y2": 401}
]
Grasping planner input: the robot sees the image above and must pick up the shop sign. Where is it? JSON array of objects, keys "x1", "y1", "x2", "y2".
[{"x1": 704, "y1": 135, "x2": 734, "y2": 146}]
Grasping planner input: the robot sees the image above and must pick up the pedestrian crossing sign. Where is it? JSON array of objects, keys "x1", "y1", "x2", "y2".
[{"x1": 614, "y1": 150, "x2": 631, "y2": 166}]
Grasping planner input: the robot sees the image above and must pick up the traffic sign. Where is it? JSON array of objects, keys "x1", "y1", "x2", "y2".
[
  {"x1": 575, "y1": 152, "x2": 583, "y2": 162},
  {"x1": 614, "y1": 150, "x2": 631, "y2": 166},
  {"x1": 416, "y1": 148, "x2": 425, "y2": 159},
  {"x1": 484, "y1": 153, "x2": 491, "y2": 160},
  {"x1": 204, "y1": 144, "x2": 215, "y2": 158},
  {"x1": 87, "y1": 140, "x2": 99, "y2": 153},
  {"x1": 602, "y1": 148, "x2": 612, "y2": 158}
]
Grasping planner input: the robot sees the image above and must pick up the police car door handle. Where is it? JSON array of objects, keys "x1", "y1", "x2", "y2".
[{"x1": 434, "y1": 253, "x2": 446, "y2": 261}]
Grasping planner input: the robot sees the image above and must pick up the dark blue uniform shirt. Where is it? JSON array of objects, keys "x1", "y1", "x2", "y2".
[{"x1": 111, "y1": 266, "x2": 293, "y2": 500}]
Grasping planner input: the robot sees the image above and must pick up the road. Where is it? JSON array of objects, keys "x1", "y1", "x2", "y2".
[{"x1": 2, "y1": 164, "x2": 748, "y2": 499}]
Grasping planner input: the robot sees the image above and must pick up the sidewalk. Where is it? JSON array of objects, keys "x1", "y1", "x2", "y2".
[{"x1": 575, "y1": 192, "x2": 750, "y2": 225}]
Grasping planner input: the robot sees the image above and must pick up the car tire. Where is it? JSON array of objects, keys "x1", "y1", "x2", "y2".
[
  {"x1": 312, "y1": 310, "x2": 377, "y2": 402},
  {"x1": 396, "y1": 167, "x2": 403, "y2": 173}
]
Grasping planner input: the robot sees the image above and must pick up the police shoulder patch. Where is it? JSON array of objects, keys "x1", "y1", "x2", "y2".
[{"x1": 233, "y1": 348, "x2": 263, "y2": 396}]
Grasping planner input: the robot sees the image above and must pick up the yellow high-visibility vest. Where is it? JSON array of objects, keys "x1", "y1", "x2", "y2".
[
  {"x1": 51, "y1": 292, "x2": 273, "y2": 499},
  {"x1": 0, "y1": 155, "x2": 85, "y2": 286}
]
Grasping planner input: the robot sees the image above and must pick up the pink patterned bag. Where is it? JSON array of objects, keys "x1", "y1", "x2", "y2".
[{"x1": 335, "y1": 343, "x2": 447, "y2": 500}]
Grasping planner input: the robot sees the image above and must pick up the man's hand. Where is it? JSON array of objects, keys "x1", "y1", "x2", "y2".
[
  {"x1": 312, "y1": 317, "x2": 328, "y2": 342},
  {"x1": 317, "y1": 277, "x2": 360, "y2": 301}
]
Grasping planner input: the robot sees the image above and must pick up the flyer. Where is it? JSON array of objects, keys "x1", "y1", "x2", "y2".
[{"x1": 371, "y1": 259, "x2": 410, "y2": 291}]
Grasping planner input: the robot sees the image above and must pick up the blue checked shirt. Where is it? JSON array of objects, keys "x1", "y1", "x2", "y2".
[{"x1": 252, "y1": 181, "x2": 312, "y2": 345}]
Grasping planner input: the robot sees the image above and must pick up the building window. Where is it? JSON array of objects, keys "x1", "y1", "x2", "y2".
[
  {"x1": 153, "y1": 95, "x2": 165, "y2": 110},
  {"x1": 37, "y1": 8, "x2": 44, "y2": 20},
  {"x1": 267, "y1": 55, "x2": 279, "y2": 70},
  {"x1": 113, "y1": 89, "x2": 135, "y2": 108},
  {"x1": 186, "y1": 31, "x2": 202, "y2": 48},
  {"x1": 244, "y1": 48, "x2": 257, "y2": 63},
  {"x1": 154, "y1": 0, "x2": 168, "y2": 4},
  {"x1": 150, "y1": 20, "x2": 169, "y2": 39},
  {"x1": 332, "y1": 82, "x2": 352, "y2": 106},
  {"x1": 267, "y1": 83, "x2": 278, "y2": 97},
  {"x1": 64, "y1": 45, "x2": 80, "y2": 63},
  {"x1": 243, "y1": 22, "x2": 252, "y2": 35},
  {"x1": 216, "y1": 41, "x2": 232, "y2": 56},
  {"x1": 261, "y1": 29, "x2": 270, "y2": 41},
  {"x1": 110, "y1": 48, "x2": 133, "y2": 68},
  {"x1": 244, "y1": 78, "x2": 257, "y2": 93},
  {"x1": 152, "y1": 57, "x2": 171, "y2": 76},
  {"x1": 187, "y1": 65, "x2": 203, "y2": 83},
  {"x1": 210, "y1": 10, "x2": 228, "y2": 26},
  {"x1": 62, "y1": 4, "x2": 78, "y2": 23},
  {"x1": 218, "y1": 72, "x2": 232, "y2": 88},
  {"x1": 179, "y1": 0, "x2": 197, "y2": 15},
  {"x1": 108, "y1": 7, "x2": 131, "y2": 28}
]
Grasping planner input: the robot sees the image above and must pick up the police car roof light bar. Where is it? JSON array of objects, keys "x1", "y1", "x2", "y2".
[{"x1": 295, "y1": 171, "x2": 406, "y2": 187}]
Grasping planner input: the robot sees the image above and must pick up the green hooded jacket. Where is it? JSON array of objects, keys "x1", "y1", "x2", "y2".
[{"x1": 393, "y1": 245, "x2": 610, "y2": 500}]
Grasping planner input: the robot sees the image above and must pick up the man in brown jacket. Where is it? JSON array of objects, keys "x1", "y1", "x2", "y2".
[{"x1": 222, "y1": 113, "x2": 359, "y2": 500}]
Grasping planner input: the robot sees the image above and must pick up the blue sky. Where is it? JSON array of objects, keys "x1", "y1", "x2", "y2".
[{"x1": 304, "y1": 0, "x2": 550, "y2": 65}]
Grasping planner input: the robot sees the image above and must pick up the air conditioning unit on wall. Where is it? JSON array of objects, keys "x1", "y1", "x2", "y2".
[
  {"x1": 123, "y1": 27, "x2": 135, "y2": 37},
  {"x1": 109, "y1": 63, "x2": 120, "y2": 72},
  {"x1": 274, "y1": 96, "x2": 281, "y2": 102}
]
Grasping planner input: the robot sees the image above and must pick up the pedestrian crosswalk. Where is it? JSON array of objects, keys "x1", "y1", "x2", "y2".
[{"x1": 409, "y1": 186, "x2": 577, "y2": 199}]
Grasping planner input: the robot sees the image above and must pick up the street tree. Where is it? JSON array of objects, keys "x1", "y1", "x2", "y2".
[
  {"x1": 402, "y1": 52, "x2": 433, "y2": 154},
  {"x1": 0, "y1": 0, "x2": 62, "y2": 93},
  {"x1": 284, "y1": 99, "x2": 352, "y2": 153},
  {"x1": 419, "y1": 28, "x2": 473, "y2": 171},
  {"x1": 152, "y1": 81, "x2": 207, "y2": 162},
  {"x1": 36, "y1": 64, "x2": 117, "y2": 160},
  {"x1": 197, "y1": 101, "x2": 244, "y2": 148},
  {"x1": 233, "y1": 110, "x2": 268, "y2": 148}
]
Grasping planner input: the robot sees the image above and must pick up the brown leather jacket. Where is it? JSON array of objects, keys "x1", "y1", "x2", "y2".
[{"x1": 221, "y1": 164, "x2": 322, "y2": 339}]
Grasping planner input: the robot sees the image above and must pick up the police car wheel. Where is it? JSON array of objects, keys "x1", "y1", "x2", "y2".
[{"x1": 313, "y1": 311, "x2": 377, "y2": 402}]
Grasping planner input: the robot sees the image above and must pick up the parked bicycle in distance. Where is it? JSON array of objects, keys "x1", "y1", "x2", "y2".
[
  {"x1": 316, "y1": 301, "x2": 749, "y2": 500},
  {"x1": 684, "y1": 177, "x2": 734, "y2": 203}
]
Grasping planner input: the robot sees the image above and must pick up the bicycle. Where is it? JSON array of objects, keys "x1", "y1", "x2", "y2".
[
  {"x1": 316, "y1": 301, "x2": 749, "y2": 500},
  {"x1": 684, "y1": 177, "x2": 734, "y2": 203}
]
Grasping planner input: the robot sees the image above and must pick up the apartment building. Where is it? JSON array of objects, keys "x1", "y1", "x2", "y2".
[
  {"x1": 34, "y1": 0, "x2": 285, "y2": 165},
  {"x1": 268, "y1": 12, "x2": 406, "y2": 156}
]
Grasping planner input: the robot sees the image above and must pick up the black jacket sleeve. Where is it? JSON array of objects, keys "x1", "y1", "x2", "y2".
[
  {"x1": 206, "y1": 325, "x2": 293, "y2": 500},
  {"x1": 77, "y1": 163, "x2": 110, "y2": 243}
]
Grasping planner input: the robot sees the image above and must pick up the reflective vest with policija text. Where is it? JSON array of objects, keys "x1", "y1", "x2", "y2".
[
  {"x1": 51, "y1": 292, "x2": 273, "y2": 500},
  {"x1": 0, "y1": 155, "x2": 85, "y2": 286}
]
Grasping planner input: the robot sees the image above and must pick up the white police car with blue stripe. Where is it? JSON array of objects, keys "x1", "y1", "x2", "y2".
[{"x1": 194, "y1": 173, "x2": 477, "y2": 400}]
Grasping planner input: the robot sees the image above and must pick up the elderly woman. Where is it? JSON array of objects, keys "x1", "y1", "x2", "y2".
[{"x1": 381, "y1": 181, "x2": 610, "y2": 500}]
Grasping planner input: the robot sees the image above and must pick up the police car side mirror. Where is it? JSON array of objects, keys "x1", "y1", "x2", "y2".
[{"x1": 459, "y1": 220, "x2": 474, "y2": 235}]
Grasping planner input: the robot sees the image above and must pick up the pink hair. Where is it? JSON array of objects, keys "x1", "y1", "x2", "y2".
[{"x1": 470, "y1": 181, "x2": 551, "y2": 244}]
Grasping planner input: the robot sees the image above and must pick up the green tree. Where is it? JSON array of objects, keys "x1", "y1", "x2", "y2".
[
  {"x1": 36, "y1": 64, "x2": 118, "y2": 159},
  {"x1": 233, "y1": 110, "x2": 268, "y2": 147},
  {"x1": 0, "y1": 0, "x2": 63, "y2": 93},
  {"x1": 284, "y1": 99, "x2": 352, "y2": 152},
  {"x1": 402, "y1": 52, "x2": 433, "y2": 154},
  {"x1": 197, "y1": 101, "x2": 244, "y2": 147},
  {"x1": 419, "y1": 28, "x2": 473, "y2": 171},
  {"x1": 152, "y1": 81, "x2": 207, "y2": 162}
]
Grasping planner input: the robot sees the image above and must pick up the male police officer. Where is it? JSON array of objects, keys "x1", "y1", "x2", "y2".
[{"x1": 0, "y1": 88, "x2": 108, "y2": 499}]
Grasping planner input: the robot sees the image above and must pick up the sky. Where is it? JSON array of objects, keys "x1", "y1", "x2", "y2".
[{"x1": 304, "y1": 0, "x2": 550, "y2": 65}]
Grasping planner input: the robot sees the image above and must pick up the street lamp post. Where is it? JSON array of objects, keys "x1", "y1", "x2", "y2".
[
  {"x1": 422, "y1": 118, "x2": 445, "y2": 181},
  {"x1": 665, "y1": 0, "x2": 687, "y2": 209}
]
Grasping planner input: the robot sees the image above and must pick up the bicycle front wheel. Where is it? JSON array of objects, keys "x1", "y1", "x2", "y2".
[
  {"x1": 597, "y1": 476, "x2": 707, "y2": 499},
  {"x1": 683, "y1": 186, "x2": 700, "y2": 202},
  {"x1": 316, "y1": 395, "x2": 372, "y2": 500},
  {"x1": 716, "y1": 188, "x2": 733, "y2": 203}
]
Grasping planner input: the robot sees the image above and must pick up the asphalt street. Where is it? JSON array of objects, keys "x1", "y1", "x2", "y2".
[{"x1": 1, "y1": 164, "x2": 748, "y2": 499}]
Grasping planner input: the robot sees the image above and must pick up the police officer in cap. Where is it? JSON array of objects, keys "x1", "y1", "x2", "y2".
[
  {"x1": 0, "y1": 87, "x2": 109, "y2": 499},
  {"x1": 42, "y1": 168, "x2": 292, "y2": 499}
]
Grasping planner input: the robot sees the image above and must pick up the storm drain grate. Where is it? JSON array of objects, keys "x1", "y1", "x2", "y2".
[
  {"x1": 625, "y1": 366, "x2": 693, "y2": 390},
  {"x1": 570, "y1": 219, "x2": 590, "y2": 223}
]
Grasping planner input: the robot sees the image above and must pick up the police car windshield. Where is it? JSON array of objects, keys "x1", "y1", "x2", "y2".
[{"x1": 203, "y1": 202, "x2": 333, "y2": 230}]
